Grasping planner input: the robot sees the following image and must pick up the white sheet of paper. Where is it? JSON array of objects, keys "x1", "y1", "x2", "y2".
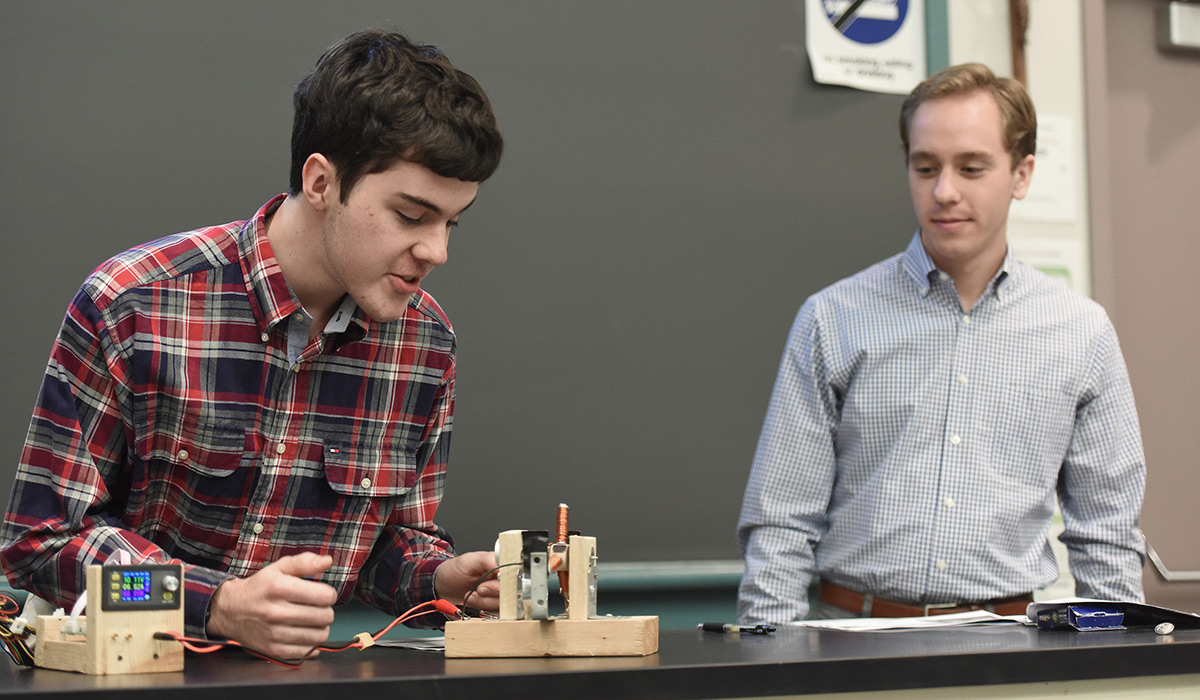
[
  {"x1": 373, "y1": 636, "x2": 447, "y2": 652},
  {"x1": 788, "y1": 610, "x2": 1027, "y2": 631}
]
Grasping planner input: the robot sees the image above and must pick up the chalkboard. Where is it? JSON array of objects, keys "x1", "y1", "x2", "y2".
[{"x1": 0, "y1": 1, "x2": 913, "y2": 564}]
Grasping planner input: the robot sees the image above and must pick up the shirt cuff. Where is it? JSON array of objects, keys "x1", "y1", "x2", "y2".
[
  {"x1": 182, "y1": 565, "x2": 235, "y2": 638},
  {"x1": 407, "y1": 556, "x2": 452, "y2": 629}
]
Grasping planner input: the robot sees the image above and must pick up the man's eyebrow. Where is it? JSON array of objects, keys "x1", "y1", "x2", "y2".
[
  {"x1": 399, "y1": 193, "x2": 477, "y2": 217},
  {"x1": 907, "y1": 150, "x2": 997, "y2": 163},
  {"x1": 955, "y1": 151, "x2": 997, "y2": 163}
]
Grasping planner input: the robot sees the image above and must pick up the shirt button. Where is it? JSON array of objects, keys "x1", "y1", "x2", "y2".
[
  {"x1": 176, "y1": 449, "x2": 189, "y2": 461},
  {"x1": 260, "y1": 331, "x2": 270, "y2": 343},
  {"x1": 949, "y1": 434, "x2": 962, "y2": 446},
  {"x1": 961, "y1": 315, "x2": 971, "y2": 324},
  {"x1": 360, "y1": 477, "x2": 372, "y2": 489},
  {"x1": 252, "y1": 522, "x2": 264, "y2": 535},
  {"x1": 293, "y1": 363, "x2": 302, "y2": 373},
  {"x1": 936, "y1": 560, "x2": 948, "y2": 571},
  {"x1": 293, "y1": 312, "x2": 304, "y2": 322},
  {"x1": 957, "y1": 374, "x2": 968, "y2": 385},
  {"x1": 938, "y1": 272, "x2": 950, "y2": 282},
  {"x1": 944, "y1": 497, "x2": 956, "y2": 508},
  {"x1": 275, "y1": 442, "x2": 286, "y2": 455}
]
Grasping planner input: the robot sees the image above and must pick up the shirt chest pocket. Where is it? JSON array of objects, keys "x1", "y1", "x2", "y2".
[
  {"x1": 140, "y1": 420, "x2": 247, "y2": 478},
  {"x1": 321, "y1": 442, "x2": 419, "y2": 497},
  {"x1": 132, "y1": 423, "x2": 253, "y2": 531},
  {"x1": 138, "y1": 391, "x2": 252, "y2": 479}
]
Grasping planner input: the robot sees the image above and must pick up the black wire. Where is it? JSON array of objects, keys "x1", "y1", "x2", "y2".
[{"x1": 461, "y1": 561, "x2": 522, "y2": 611}]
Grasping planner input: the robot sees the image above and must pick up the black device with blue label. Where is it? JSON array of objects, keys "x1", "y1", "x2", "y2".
[{"x1": 1036, "y1": 604, "x2": 1124, "y2": 631}]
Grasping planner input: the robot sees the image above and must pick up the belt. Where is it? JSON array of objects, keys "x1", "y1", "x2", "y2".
[{"x1": 819, "y1": 580, "x2": 1032, "y2": 617}]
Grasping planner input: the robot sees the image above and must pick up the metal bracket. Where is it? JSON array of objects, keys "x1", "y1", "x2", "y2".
[
  {"x1": 523, "y1": 531, "x2": 550, "y2": 620},
  {"x1": 1146, "y1": 542, "x2": 1200, "y2": 583}
]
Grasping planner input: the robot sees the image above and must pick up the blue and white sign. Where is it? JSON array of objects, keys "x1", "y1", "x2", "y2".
[
  {"x1": 826, "y1": 0, "x2": 908, "y2": 44},
  {"x1": 807, "y1": 0, "x2": 925, "y2": 94}
]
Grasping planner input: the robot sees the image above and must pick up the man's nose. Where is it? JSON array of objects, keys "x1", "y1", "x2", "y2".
[
  {"x1": 414, "y1": 229, "x2": 449, "y2": 267},
  {"x1": 934, "y1": 172, "x2": 961, "y2": 204}
]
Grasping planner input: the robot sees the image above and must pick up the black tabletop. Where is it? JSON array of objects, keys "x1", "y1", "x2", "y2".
[{"x1": 4, "y1": 625, "x2": 1200, "y2": 700}]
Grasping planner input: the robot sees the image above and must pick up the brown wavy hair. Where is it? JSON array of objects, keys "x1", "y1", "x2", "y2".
[
  {"x1": 289, "y1": 29, "x2": 503, "y2": 201},
  {"x1": 900, "y1": 63, "x2": 1035, "y2": 170}
]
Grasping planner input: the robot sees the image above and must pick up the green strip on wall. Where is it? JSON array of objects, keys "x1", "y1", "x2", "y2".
[{"x1": 926, "y1": 0, "x2": 950, "y2": 73}]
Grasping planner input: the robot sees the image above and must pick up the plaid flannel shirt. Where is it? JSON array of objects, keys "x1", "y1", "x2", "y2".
[{"x1": 2, "y1": 195, "x2": 458, "y2": 635}]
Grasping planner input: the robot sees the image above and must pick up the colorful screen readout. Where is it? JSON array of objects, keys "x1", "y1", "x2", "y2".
[{"x1": 120, "y1": 570, "x2": 153, "y2": 602}]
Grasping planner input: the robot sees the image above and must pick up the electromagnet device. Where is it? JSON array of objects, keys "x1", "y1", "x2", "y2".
[{"x1": 444, "y1": 504, "x2": 658, "y2": 658}]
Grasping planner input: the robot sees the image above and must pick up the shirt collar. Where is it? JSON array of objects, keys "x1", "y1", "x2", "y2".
[
  {"x1": 901, "y1": 232, "x2": 938, "y2": 296},
  {"x1": 325, "y1": 294, "x2": 358, "y2": 334},
  {"x1": 900, "y1": 231, "x2": 1014, "y2": 301},
  {"x1": 992, "y1": 251, "x2": 1013, "y2": 299},
  {"x1": 238, "y1": 194, "x2": 304, "y2": 333}
]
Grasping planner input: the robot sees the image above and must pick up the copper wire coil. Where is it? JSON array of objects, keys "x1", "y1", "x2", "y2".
[{"x1": 556, "y1": 503, "x2": 569, "y2": 543}]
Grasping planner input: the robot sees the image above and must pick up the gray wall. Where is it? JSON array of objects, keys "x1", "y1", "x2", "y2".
[
  {"x1": 0, "y1": 1, "x2": 913, "y2": 563},
  {"x1": 1084, "y1": 0, "x2": 1200, "y2": 610}
]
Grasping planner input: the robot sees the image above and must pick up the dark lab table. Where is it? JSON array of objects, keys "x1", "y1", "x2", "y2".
[{"x1": 3, "y1": 624, "x2": 1199, "y2": 699}]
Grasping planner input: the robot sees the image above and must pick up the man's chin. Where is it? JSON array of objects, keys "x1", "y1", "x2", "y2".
[{"x1": 357, "y1": 294, "x2": 414, "y2": 324}]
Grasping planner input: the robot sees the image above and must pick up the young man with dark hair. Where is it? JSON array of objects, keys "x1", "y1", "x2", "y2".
[
  {"x1": 737, "y1": 63, "x2": 1146, "y2": 624},
  {"x1": 1, "y1": 29, "x2": 504, "y2": 660}
]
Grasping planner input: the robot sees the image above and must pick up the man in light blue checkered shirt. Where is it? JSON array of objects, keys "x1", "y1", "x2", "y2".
[{"x1": 737, "y1": 64, "x2": 1146, "y2": 624}]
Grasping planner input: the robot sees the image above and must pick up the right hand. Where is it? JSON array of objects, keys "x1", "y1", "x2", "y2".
[
  {"x1": 206, "y1": 552, "x2": 337, "y2": 660},
  {"x1": 433, "y1": 551, "x2": 501, "y2": 612}
]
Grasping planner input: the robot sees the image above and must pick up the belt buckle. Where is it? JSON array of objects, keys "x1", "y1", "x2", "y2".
[{"x1": 922, "y1": 602, "x2": 960, "y2": 616}]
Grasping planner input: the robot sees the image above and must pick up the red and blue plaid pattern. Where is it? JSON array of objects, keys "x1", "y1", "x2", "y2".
[{"x1": 2, "y1": 195, "x2": 457, "y2": 636}]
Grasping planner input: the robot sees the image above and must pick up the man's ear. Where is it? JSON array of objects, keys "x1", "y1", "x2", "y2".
[
  {"x1": 301, "y1": 153, "x2": 338, "y2": 211},
  {"x1": 1011, "y1": 153, "x2": 1035, "y2": 200}
]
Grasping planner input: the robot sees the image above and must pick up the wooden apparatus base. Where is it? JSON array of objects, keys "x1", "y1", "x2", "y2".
[
  {"x1": 444, "y1": 615, "x2": 659, "y2": 658},
  {"x1": 34, "y1": 565, "x2": 184, "y2": 675}
]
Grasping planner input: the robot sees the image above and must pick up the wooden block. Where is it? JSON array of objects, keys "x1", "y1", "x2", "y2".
[
  {"x1": 497, "y1": 530, "x2": 524, "y2": 620},
  {"x1": 32, "y1": 615, "x2": 88, "y2": 673},
  {"x1": 87, "y1": 607, "x2": 184, "y2": 675},
  {"x1": 566, "y1": 535, "x2": 596, "y2": 620},
  {"x1": 444, "y1": 616, "x2": 659, "y2": 658},
  {"x1": 33, "y1": 565, "x2": 184, "y2": 675}
]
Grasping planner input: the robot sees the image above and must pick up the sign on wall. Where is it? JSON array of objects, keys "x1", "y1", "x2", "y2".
[{"x1": 807, "y1": 0, "x2": 926, "y2": 94}]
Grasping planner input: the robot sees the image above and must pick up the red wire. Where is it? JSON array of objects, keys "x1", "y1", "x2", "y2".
[
  {"x1": 171, "y1": 636, "x2": 229, "y2": 653},
  {"x1": 313, "y1": 599, "x2": 443, "y2": 651},
  {"x1": 159, "y1": 631, "x2": 308, "y2": 670},
  {"x1": 157, "y1": 598, "x2": 457, "y2": 669}
]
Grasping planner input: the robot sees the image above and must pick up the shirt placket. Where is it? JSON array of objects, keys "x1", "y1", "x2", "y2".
[
  {"x1": 926, "y1": 298, "x2": 978, "y2": 600},
  {"x1": 233, "y1": 330, "x2": 311, "y2": 574}
]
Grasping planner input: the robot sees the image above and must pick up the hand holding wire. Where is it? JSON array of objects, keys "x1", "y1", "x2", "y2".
[{"x1": 433, "y1": 551, "x2": 501, "y2": 612}]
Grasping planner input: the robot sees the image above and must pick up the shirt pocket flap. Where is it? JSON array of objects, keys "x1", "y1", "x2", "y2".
[
  {"x1": 322, "y1": 442, "x2": 417, "y2": 497},
  {"x1": 142, "y1": 426, "x2": 244, "y2": 478}
]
